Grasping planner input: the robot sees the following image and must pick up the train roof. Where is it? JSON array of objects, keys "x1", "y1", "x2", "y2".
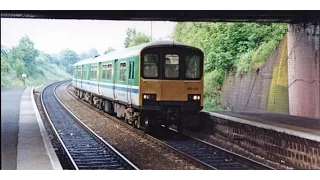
[{"x1": 73, "y1": 40, "x2": 200, "y2": 66}]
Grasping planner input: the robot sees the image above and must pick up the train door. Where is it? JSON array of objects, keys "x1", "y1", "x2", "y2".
[
  {"x1": 113, "y1": 59, "x2": 118, "y2": 100},
  {"x1": 98, "y1": 62, "x2": 101, "y2": 95},
  {"x1": 74, "y1": 66, "x2": 77, "y2": 87},
  {"x1": 76, "y1": 66, "x2": 78, "y2": 87},
  {"x1": 81, "y1": 65, "x2": 84, "y2": 89},
  {"x1": 127, "y1": 61, "x2": 134, "y2": 105}
]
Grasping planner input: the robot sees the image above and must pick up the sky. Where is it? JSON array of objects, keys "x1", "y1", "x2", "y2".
[{"x1": 1, "y1": 18, "x2": 176, "y2": 55}]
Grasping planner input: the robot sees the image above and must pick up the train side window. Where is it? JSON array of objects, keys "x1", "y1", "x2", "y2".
[
  {"x1": 83, "y1": 66, "x2": 86, "y2": 79},
  {"x1": 73, "y1": 67, "x2": 76, "y2": 78},
  {"x1": 102, "y1": 64, "x2": 107, "y2": 79},
  {"x1": 90, "y1": 65, "x2": 98, "y2": 80},
  {"x1": 119, "y1": 62, "x2": 126, "y2": 82},
  {"x1": 106, "y1": 64, "x2": 112, "y2": 80},
  {"x1": 77, "y1": 66, "x2": 82, "y2": 78},
  {"x1": 102, "y1": 64, "x2": 112, "y2": 80},
  {"x1": 143, "y1": 54, "x2": 158, "y2": 78}
]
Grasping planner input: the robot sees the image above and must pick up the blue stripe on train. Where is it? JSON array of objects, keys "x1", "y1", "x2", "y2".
[{"x1": 76, "y1": 80, "x2": 139, "y2": 94}]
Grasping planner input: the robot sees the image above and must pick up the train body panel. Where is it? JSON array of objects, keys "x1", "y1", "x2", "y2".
[
  {"x1": 140, "y1": 79, "x2": 203, "y2": 106},
  {"x1": 74, "y1": 79, "x2": 140, "y2": 106}
]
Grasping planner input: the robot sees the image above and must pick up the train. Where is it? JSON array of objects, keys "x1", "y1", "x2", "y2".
[{"x1": 72, "y1": 40, "x2": 204, "y2": 132}]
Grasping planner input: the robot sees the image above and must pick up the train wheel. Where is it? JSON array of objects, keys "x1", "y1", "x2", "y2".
[
  {"x1": 134, "y1": 116, "x2": 141, "y2": 129},
  {"x1": 143, "y1": 115, "x2": 151, "y2": 133},
  {"x1": 144, "y1": 117, "x2": 149, "y2": 133}
]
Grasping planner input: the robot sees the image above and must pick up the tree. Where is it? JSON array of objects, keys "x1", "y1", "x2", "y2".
[
  {"x1": 124, "y1": 28, "x2": 151, "y2": 48},
  {"x1": 88, "y1": 48, "x2": 99, "y2": 57},
  {"x1": 9, "y1": 36, "x2": 39, "y2": 76},
  {"x1": 59, "y1": 49, "x2": 79, "y2": 74},
  {"x1": 1, "y1": 53, "x2": 9, "y2": 75},
  {"x1": 1, "y1": 45, "x2": 8, "y2": 58},
  {"x1": 104, "y1": 47, "x2": 116, "y2": 54},
  {"x1": 124, "y1": 28, "x2": 137, "y2": 48},
  {"x1": 127, "y1": 32, "x2": 151, "y2": 47},
  {"x1": 17, "y1": 36, "x2": 39, "y2": 64},
  {"x1": 79, "y1": 48, "x2": 99, "y2": 60}
]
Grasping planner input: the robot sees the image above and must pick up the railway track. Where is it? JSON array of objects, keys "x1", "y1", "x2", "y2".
[
  {"x1": 41, "y1": 81, "x2": 138, "y2": 170},
  {"x1": 64, "y1": 81, "x2": 273, "y2": 170},
  {"x1": 152, "y1": 128, "x2": 272, "y2": 170}
]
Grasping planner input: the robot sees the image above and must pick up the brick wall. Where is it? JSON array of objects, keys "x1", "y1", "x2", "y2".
[{"x1": 200, "y1": 113, "x2": 320, "y2": 169}]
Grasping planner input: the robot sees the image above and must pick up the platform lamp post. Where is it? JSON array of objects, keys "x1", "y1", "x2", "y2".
[{"x1": 22, "y1": 73, "x2": 26, "y2": 87}]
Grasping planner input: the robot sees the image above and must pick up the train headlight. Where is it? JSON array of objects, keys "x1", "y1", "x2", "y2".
[
  {"x1": 143, "y1": 93, "x2": 156, "y2": 101},
  {"x1": 188, "y1": 94, "x2": 201, "y2": 101},
  {"x1": 193, "y1": 95, "x2": 197, "y2": 100}
]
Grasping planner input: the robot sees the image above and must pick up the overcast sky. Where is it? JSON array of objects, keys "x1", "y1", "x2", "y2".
[{"x1": 1, "y1": 18, "x2": 176, "y2": 55}]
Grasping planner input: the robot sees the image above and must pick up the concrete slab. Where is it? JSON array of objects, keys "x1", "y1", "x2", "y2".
[
  {"x1": 1, "y1": 87, "x2": 25, "y2": 170},
  {"x1": 16, "y1": 87, "x2": 62, "y2": 170}
]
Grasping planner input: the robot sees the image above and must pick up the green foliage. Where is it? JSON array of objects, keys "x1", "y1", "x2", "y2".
[
  {"x1": 1, "y1": 45, "x2": 9, "y2": 58},
  {"x1": 124, "y1": 28, "x2": 151, "y2": 48},
  {"x1": 12, "y1": 59, "x2": 25, "y2": 77},
  {"x1": 59, "y1": 49, "x2": 80, "y2": 74},
  {"x1": 124, "y1": 28, "x2": 137, "y2": 48},
  {"x1": 172, "y1": 22, "x2": 287, "y2": 111},
  {"x1": 204, "y1": 96, "x2": 223, "y2": 111},
  {"x1": 17, "y1": 36, "x2": 39, "y2": 64},
  {"x1": 1, "y1": 54, "x2": 9, "y2": 70},
  {"x1": 234, "y1": 50, "x2": 254, "y2": 76},
  {"x1": 250, "y1": 39, "x2": 279, "y2": 69},
  {"x1": 1, "y1": 55, "x2": 9, "y2": 84},
  {"x1": 1, "y1": 36, "x2": 71, "y2": 87},
  {"x1": 104, "y1": 47, "x2": 116, "y2": 54},
  {"x1": 79, "y1": 48, "x2": 100, "y2": 59},
  {"x1": 203, "y1": 69, "x2": 225, "y2": 110},
  {"x1": 128, "y1": 32, "x2": 151, "y2": 47}
]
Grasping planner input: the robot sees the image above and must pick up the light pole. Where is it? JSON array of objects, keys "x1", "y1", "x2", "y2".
[
  {"x1": 151, "y1": 21, "x2": 153, "y2": 41},
  {"x1": 22, "y1": 73, "x2": 26, "y2": 87}
]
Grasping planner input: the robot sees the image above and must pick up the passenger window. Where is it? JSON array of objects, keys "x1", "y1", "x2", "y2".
[
  {"x1": 83, "y1": 66, "x2": 86, "y2": 79},
  {"x1": 102, "y1": 65, "x2": 107, "y2": 79},
  {"x1": 90, "y1": 65, "x2": 98, "y2": 80},
  {"x1": 78, "y1": 66, "x2": 82, "y2": 78},
  {"x1": 119, "y1": 62, "x2": 126, "y2": 81},
  {"x1": 106, "y1": 64, "x2": 112, "y2": 80},
  {"x1": 102, "y1": 64, "x2": 112, "y2": 80}
]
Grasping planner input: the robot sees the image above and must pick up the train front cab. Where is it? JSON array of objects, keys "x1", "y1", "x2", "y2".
[{"x1": 138, "y1": 45, "x2": 204, "y2": 131}]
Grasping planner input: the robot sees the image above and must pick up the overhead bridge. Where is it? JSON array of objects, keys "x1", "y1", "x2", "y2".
[{"x1": 1, "y1": 10, "x2": 320, "y2": 23}]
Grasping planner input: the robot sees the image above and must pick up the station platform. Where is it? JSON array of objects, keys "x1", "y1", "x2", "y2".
[
  {"x1": 1, "y1": 86, "x2": 62, "y2": 170},
  {"x1": 203, "y1": 111, "x2": 320, "y2": 142}
]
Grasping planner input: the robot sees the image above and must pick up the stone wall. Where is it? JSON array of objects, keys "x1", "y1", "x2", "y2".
[{"x1": 220, "y1": 37, "x2": 289, "y2": 114}]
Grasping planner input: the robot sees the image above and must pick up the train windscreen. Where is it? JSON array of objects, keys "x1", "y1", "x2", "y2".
[{"x1": 141, "y1": 46, "x2": 203, "y2": 80}]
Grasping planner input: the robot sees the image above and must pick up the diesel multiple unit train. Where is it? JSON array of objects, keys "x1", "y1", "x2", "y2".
[{"x1": 72, "y1": 40, "x2": 204, "y2": 132}]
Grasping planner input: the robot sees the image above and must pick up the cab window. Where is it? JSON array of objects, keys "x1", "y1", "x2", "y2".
[
  {"x1": 186, "y1": 55, "x2": 201, "y2": 79},
  {"x1": 143, "y1": 54, "x2": 158, "y2": 78},
  {"x1": 165, "y1": 54, "x2": 179, "y2": 78}
]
